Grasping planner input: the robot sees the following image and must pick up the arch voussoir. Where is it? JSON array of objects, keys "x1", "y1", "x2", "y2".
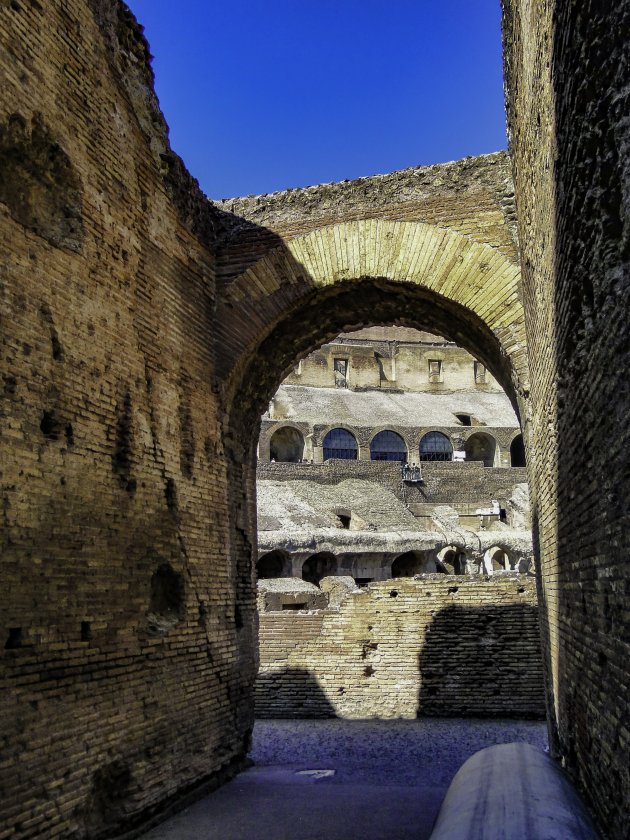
[{"x1": 219, "y1": 218, "x2": 528, "y2": 430}]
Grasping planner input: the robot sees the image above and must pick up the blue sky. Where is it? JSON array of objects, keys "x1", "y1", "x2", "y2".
[{"x1": 126, "y1": 1, "x2": 507, "y2": 199}]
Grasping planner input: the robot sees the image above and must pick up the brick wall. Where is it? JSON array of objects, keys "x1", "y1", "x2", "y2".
[
  {"x1": 256, "y1": 576, "x2": 544, "y2": 719},
  {"x1": 503, "y1": 0, "x2": 630, "y2": 835},
  {"x1": 0, "y1": 3, "x2": 255, "y2": 837},
  {"x1": 215, "y1": 152, "x2": 519, "y2": 285}
]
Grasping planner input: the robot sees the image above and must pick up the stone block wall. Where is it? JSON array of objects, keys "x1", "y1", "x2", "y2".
[
  {"x1": 256, "y1": 576, "x2": 544, "y2": 719},
  {"x1": 282, "y1": 339, "x2": 504, "y2": 393}
]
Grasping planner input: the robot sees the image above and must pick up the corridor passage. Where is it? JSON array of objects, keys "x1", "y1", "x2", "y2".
[{"x1": 142, "y1": 719, "x2": 547, "y2": 840}]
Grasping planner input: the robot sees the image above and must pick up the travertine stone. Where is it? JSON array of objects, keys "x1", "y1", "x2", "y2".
[{"x1": 256, "y1": 576, "x2": 544, "y2": 719}]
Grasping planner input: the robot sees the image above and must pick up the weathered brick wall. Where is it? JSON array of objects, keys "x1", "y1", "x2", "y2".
[
  {"x1": 256, "y1": 576, "x2": 544, "y2": 719},
  {"x1": 503, "y1": 0, "x2": 630, "y2": 835},
  {"x1": 0, "y1": 2, "x2": 255, "y2": 837}
]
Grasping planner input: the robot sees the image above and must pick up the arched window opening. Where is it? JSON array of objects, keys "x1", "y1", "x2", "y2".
[
  {"x1": 455, "y1": 413, "x2": 472, "y2": 426},
  {"x1": 483, "y1": 546, "x2": 510, "y2": 575},
  {"x1": 419, "y1": 431, "x2": 452, "y2": 462},
  {"x1": 370, "y1": 430, "x2": 407, "y2": 462},
  {"x1": 437, "y1": 546, "x2": 467, "y2": 575},
  {"x1": 510, "y1": 434, "x2": 526, "y2": 467},
  {"x1": 257, "y1": 550, "x2": 290, "y2": 579},
  {"x1": 302, "y1": 552, "x2": 337, "y2": 586},
  {"x1": 323, "y1": 428, "x2": 358, "y2": 460},
  {"x1": 464, "y1": 432, "x2": 497, "y2": 467},
  {"x1": 270, "y1": 426, "x2": 305, "y2": 463},
  {"x1": 391, "y1": 551, "x2": 434, "y2": 578}
]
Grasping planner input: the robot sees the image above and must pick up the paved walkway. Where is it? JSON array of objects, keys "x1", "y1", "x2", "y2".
[{"x1": 142, "y1": 719, "x2": 547, "y2": 840}]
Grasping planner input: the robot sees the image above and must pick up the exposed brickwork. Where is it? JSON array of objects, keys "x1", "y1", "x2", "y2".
[
  {"x1": 0, "y1": 2, "x2": 253, "y2": 837},
  {"x1": 503, "y1": 0, "x2": 630, "y2": 835},
  {"x1": 3, "y1": 0, "x2": 626, "y2": 837},
  {"x1": 256, "y1": 576, "x2": 544, "y2": 719}
]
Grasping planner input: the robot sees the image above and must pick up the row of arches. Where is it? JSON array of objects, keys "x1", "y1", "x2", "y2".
[
  {"x1": 256, "y1": 545, "x2": 525, "y2": 585},
  {"x1": 269, "y1": 425, "x2": 526, "y2": 467}
]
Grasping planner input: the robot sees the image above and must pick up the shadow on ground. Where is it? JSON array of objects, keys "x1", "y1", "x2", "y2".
[{"x1": 142, "y1": 718, "x2": 548, "y2": 840}]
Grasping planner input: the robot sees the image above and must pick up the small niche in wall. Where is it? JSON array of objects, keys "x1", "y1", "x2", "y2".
[
  {"x1": 282, "y1": 603, "x2": 307, "y2": 611},
  {"x1": 428, "y1": 359, "x2": 442, "y2": 383},
  {"x1": 5, "y1": 627, "x2": 22, "y2": 649},
  {"x1": 474, "y1": 361, "x2": 486, "y2": 384},
  {"x1": 81, "y1": 621, "x2": 91, "y2": 642},
  {"x1": 147, "y1": 563, "x2": 186, "y2": 635},
  {"x1": 40, "y1": 409, "x2": 62, "y2": 440}
]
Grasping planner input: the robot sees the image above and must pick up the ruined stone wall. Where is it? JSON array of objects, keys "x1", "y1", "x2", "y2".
[
  {"x1": 256, "y1": 576, "x2": 544, "y2": 719},
  {"x1": 216, "y1": 152, "x2": 519, "y2": 285},
  {"x1": 257, "y1": 461, "x2": 528, "y2": 509},
  {"x1": 503, "y1": 0, "x2": 630, "y2": 835},
  {"x1": 0, "y1": 3, "x2": 255, "y2": 837}
]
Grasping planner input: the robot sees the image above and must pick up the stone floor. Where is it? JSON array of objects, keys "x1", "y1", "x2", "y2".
[{"x1": 142, "y1": 718, "x2": 548, "y2": 840}]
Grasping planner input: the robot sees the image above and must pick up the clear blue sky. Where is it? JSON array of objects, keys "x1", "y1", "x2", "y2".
[{"x1": 126, "y1": 1, "x2": 507, "y2": 199}]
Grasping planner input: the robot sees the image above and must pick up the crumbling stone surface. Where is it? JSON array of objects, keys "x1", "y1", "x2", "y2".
[
  {"x1": 506, "y1": 483, "x2": 530, "y2": 530},
  {"x1": 265, "y1": 384, "x2": 518, "y2": 428},
  {"x1": 319, "y1": 575, "x2": 358, "y2": 609},
  {"x1": 215, "y1": 152, "x2": 519, "y2": 279},
  {"x1": 0, "y1": 113, "x2": 84, "y2": 251},
  {"x1": 256, "y1": 576, "x2": 544, "y2": 719},
  {"x1": 257, "y1": 578, "x2": 327, "y2": 612}
]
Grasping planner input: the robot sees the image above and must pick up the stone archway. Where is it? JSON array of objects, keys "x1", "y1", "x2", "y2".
[
  {"x1": 302, "y1": 552, "x2": 338, "y2": 585},
  {"x1": 483, "y1": 546, "x2": 510, "y2": 574},
  {"x1": 465, "y1": 432, "x2": 498, "y2": 467},
  {"x1": 510, "y1": 433, "x2": 526, "y2": 467},
  {"x1": 270, "y1": 426, "x2": 304, "y2": 462},
  {"x1": 219, "y1": 219, "x2": 529, "y2": 437},
  {"x1": 219, "y1": 220, "x2": 529, "y2": 738},
  {"x1": 257, "y1": 550, "x2": 291, "y2": 579}
]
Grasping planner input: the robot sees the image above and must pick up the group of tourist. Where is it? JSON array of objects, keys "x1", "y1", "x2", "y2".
[{"x1": 401, "y1": 462, "x2": 422, "y2": 481}]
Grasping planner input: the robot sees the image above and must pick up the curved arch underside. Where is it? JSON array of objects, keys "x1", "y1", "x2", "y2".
[{"x1": 218, "y1": 219, "x2": 527, "y2": 440}]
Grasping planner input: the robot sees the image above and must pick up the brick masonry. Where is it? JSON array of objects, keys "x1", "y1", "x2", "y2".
[
  {"x1": 0, "y1": 3, "x2": 254, "y2": 838},
  {"x1": 256, "y1": 576, "x2": 544, "y2": 719},
  {"x1": 0, "y1": 0, "x2": 627, "y2": 838},
  {"x1": 503, "y1": 0, "x2": 630, "y2": 836}
]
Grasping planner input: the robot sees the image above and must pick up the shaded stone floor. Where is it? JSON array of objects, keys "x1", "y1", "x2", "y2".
[{"x1": 142, "y1": 719, "x2": 548, "y2": 840}]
